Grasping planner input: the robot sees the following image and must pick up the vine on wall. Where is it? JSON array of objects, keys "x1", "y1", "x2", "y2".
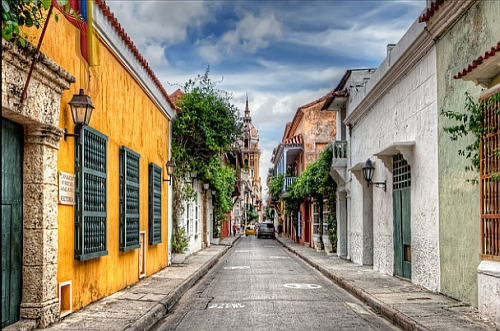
[{"x1": 442, "y1": 91, "x2": 500, "y2": 183}]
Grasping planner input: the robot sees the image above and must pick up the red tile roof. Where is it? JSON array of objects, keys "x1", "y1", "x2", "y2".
[
  {"x1": 418, "y1": 0, "x2": 445, "y2": 23},
  {"x1": 95, "y1": 0, "x2": 180, "y2": 112},
  {"x1": 454, "y1": 41, "x2": 500, "y2": 80}
]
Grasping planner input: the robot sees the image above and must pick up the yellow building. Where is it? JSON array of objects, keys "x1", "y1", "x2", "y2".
[{"x1": 2, "y1": 1, "x2": 177, "y2": 328}]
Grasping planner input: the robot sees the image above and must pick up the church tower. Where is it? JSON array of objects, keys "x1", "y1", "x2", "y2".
[{"x1": 239, "y1": 95, "x2": 262, "y2": 224}]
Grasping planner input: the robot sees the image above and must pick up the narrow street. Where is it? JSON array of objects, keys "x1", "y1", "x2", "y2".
[{"x1": 151, "y1": 236, "x2": 402, "y2": 331}]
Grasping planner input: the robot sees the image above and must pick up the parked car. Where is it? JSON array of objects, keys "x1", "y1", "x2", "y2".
[
  {"x1": 257, "y1": 222, "x2": 276, "y2": 239},
  {"x1": 245, "y1": 224, "x2": 256, "y2": 236}
]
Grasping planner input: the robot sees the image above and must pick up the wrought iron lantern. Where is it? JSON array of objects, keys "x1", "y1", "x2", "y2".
[
  {"x1": 64, "y1": 89, "x2": 95, "y2": 144},
  {"x1": 362, "y1": 159, "x2": 386, "y2": 191}
]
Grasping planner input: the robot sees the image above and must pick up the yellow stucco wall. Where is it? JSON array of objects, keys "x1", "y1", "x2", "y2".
[{"x1": 28, "y1": 10, "x2": 172, "y2": 310}]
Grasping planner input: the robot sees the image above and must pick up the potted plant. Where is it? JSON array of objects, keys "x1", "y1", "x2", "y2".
[{"x1": 171, "y1": 226, "x2": 189, "y2": 264}]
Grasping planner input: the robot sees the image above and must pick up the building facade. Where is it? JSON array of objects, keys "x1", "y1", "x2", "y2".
[
  {"x1": 2, "y1": 1, "x2": 177, "y2": 328},
  {"x1": 270, "y1": 95, "x2": 337, "y2": 247}
]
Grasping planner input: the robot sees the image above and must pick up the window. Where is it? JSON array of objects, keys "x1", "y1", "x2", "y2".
[
  {"x1": 119, "y1": 146, "x2": 140, "y2": 251},
  {"x1": 480, "y1": 92, "x2": 499, "y2": 260},
  {"x1": 148, "y1": 163, "x2": 162, "y2": 245},
  {"x1": 74, "y1": 127, "x2": 108, "y2": 261},
  {"x1": 195, "y1": 205, "x2": 199, "y2": 235}
]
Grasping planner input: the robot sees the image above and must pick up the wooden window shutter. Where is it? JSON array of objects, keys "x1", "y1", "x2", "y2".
[
  {"x1": 148, "y1": 163, "x2": 162, "y2": 245},
  {"x1": 119, "y1": 146, "x2": 141, "y2": 251},
  {"x1": 74, "y1": 127, "x2": 108, "y2": 261}
]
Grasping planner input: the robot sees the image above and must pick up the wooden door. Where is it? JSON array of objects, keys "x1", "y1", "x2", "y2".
[
  {"x1": 1, "y1": 118, "x2": 23, "y2": 328},
  {"x1": 393, "y1": 154, "x2": 411, "y2": 279}
]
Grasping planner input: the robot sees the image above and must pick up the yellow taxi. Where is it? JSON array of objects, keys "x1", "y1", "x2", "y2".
[{"x1": 245, "y1": 224, "x2": 257, "y2": 236}]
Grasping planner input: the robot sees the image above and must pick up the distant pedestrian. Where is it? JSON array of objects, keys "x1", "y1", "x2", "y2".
[
  {"x1": 232, "y1": 224, "x2": 237, "y2": 236},
  {"x1": 277, "y1": 224, "x2": 283, "y2": 237}
]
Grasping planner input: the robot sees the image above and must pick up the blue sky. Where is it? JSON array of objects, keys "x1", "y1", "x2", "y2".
[{"x1": 105, "y1": 0, "x2": 426, "y2": 198}]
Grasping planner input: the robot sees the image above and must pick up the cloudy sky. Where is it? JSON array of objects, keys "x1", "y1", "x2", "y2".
[{"x1": 105, "y1": 0, "x2": 426, "y2": 199}]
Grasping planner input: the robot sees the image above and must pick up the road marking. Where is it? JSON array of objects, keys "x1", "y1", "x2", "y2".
[
  {"x1": 269, "y1": 256, "x2": 290, "y2": 259},
  {"x1": 223, "y1": 266, "x2": 250, "y2": 270},
  {"x1": 283, "y1": 283, "x2": 322, "y2": 289},
  {"x1": 235, "y1": 250, "x2": 252, "y2": 253},
  {"x1": 208, "y1": 303, "x2": 245, "y2": 309}
]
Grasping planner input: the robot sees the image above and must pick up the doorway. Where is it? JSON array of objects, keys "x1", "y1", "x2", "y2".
[
  {"x1": 2, "y1": 118, "x2": 23, "y2": 328},
  {"x1": 392, "y1": 154, "x2": 411, "y2": 279}
]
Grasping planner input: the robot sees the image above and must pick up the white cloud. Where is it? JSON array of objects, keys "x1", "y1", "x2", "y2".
[{"x1": 196, "y1": 11, "x2": 282, "y2": 63}]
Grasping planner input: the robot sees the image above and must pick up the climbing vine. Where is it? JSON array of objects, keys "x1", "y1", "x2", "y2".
[{"x1": 442, "y1": 91, "x2": 500, "y2": 183}]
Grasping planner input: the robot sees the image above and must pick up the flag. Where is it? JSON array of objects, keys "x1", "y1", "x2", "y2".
[{"x1": 52, "y1": 0, "x2": 94, "y2": 65}]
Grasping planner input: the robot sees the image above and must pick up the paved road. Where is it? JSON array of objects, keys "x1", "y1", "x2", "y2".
[{"x1": 151, "y1": 235, "x2": 403, "y2": 331}]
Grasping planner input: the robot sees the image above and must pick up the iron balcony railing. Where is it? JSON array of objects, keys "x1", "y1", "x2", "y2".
[
  {"x1": 284, "y1": 176, "x2": 297, "y2": 191},
  {"x1": 333, "y1": 140, "x2": 347, "y2": 159}
]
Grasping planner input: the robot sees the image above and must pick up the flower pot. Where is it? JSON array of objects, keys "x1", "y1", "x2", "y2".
[
  {"x1": 171, "y1": 253, "x2": 186, "y2": 264},
  {"x1": 212, "y1": 238, "x2": 220, "y2": 245}
]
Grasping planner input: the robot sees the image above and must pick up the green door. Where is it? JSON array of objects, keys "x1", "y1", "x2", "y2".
[
  {"x1": 2, "y1": 118, "x2": 23, "y2": 328},
  {"x1": 393, "y1": 154, "x2": 411, "y2": 279}
]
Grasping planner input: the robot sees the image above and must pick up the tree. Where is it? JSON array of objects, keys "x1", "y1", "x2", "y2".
[{"x1": 171, "y1": 68, "x2": 242, "y2": 239}]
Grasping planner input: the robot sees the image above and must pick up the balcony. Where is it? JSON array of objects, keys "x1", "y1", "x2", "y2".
[
  {"x1": 330, "y1": 140, "x2": 348, "y2": 184},
  {"x1": 284, "y1": 176, "x2": 297, "y2": 191}
]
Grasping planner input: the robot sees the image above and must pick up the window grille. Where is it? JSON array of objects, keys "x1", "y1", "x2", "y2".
[
  {"x1": 74, "y1": 127, "x2": 108, "y2": 261},
  {"x1": 393, "y1": 154, "x2": 411, "y2": 190},
  {"x1": 148, "y1": 163, "x2": 162, "y2": 245},
  {"x1": 480, "y1": 94, "x2": 499, "y2": 260},
  {"x1": 119, "y1": 146, "x2": 140, "y2": 251}
]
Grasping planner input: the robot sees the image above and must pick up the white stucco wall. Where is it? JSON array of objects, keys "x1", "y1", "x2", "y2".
[{"x1": 345, "y1": 20, "x2": 440, "y2": 291}]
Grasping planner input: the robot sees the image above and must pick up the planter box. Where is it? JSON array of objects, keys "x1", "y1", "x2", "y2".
[{"x1": 171, "y1": 253, "x2": 186, "y2": 264}]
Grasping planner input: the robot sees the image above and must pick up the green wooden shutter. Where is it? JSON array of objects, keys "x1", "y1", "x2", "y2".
[
  {"x1": 119, "y1": 146, "x2": 141, "y2": 251},
  {"x1": 148, "y1": 163, "x2": 162, "y2": 245},
  {"x1": 75, "y1": 126, "x2": 108, "y2": 261}
]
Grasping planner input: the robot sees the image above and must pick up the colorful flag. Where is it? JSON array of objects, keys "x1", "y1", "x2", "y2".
[{"x1": 52, "y1": 0, "x2": 94, "y2": 65}]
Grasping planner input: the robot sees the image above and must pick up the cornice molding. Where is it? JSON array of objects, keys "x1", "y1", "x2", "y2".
[{"x1": 345, "y1": 23, "x2": 434, "y2": 127}]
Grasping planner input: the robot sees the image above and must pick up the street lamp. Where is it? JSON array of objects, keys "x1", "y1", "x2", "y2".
[
  {"x1": 362, "y1": 159, "x2": 386, "y2": 191},
  {"x1": 64, "y1": 89, "x2": 95, "y2": 144},
  {"x1": 163, "y1": 159, "x2": 177, "y2": 185}
]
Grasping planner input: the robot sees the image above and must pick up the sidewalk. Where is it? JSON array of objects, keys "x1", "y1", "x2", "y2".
[
  {"x1": 276, "y1": 236, "x2": 499, "y2": 331},
  {"x1": 28, "y1": 236, "x2": 240, "y2": 331},
  {"x1": 22, "y1": 234, "x2": 499, "y2": 331}
]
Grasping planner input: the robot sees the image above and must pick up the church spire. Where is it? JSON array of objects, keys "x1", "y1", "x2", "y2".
[{"x1": 244, "y1": 94, "x2": 251, "y2": 122}]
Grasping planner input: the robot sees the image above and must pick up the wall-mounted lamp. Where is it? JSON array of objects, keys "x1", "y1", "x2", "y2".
[
  {"x1": 64, "y1": 89, "x2": 95, "y2": 144},
  {"x1": 203, "y1": 182, "x2": 210, "y2": 190},
  {"x1": 211, "y1": 190, "x2": 216, "y2": 196},
  {"x1": 184, "y1": 171, "x2": 198, "y2": 187},
  {"x1": 163, "y1": 159, "x2": 177, "y2": 185},
  {"x1": 362, "y1": 159, "x2": 386, "y2": 191}
]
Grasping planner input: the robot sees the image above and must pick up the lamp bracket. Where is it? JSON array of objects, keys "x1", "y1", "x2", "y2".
[{"x1": 63, "y1": 127, "x2": 83, "y2": 144}]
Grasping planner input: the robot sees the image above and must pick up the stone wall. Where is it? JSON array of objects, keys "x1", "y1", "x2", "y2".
[{"x1": 2, "y1": 39, "x2": 74, "y2": 329}]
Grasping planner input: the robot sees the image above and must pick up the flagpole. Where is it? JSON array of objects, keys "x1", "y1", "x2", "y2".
[{"x1": 20, "y1": 5, "x2": 54, "y2": 104}]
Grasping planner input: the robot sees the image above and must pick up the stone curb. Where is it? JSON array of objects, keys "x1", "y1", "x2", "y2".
[
  {"x1": 124, "y1": 245, "x2": 231, "y2": 331},
  {"x1": 277, "y1": 240, "x2": 430, "y2": 331}
]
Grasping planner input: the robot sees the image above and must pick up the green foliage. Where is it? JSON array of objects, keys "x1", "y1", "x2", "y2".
[
  {"x1": 171, "y1": 68, "x2": 242, "y2": 238},
  {"x1": 2, "y1": 0, "x2": 71, "y2": 47},
  {"x1": 293, "y1": 145, "x2": 333, "y2": 198},
  {"x1": 246, "y1": 203, "x2": 259, "y2": 222},
  {"x1": 172, "y1": 68, "x2": 242, "y2": 179},
  {"x1": 442, "y1": 92, "x2": 500, "y2": 183},
  {"x1": 268, "y1": 173, "x2": 284, "y2": 201},
  {"x1": 171, "y1": 226, "x2": 189, "y2": 254},
  {"x1": 265, "y1": 206, "x2": 275, "y2": 220}
]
